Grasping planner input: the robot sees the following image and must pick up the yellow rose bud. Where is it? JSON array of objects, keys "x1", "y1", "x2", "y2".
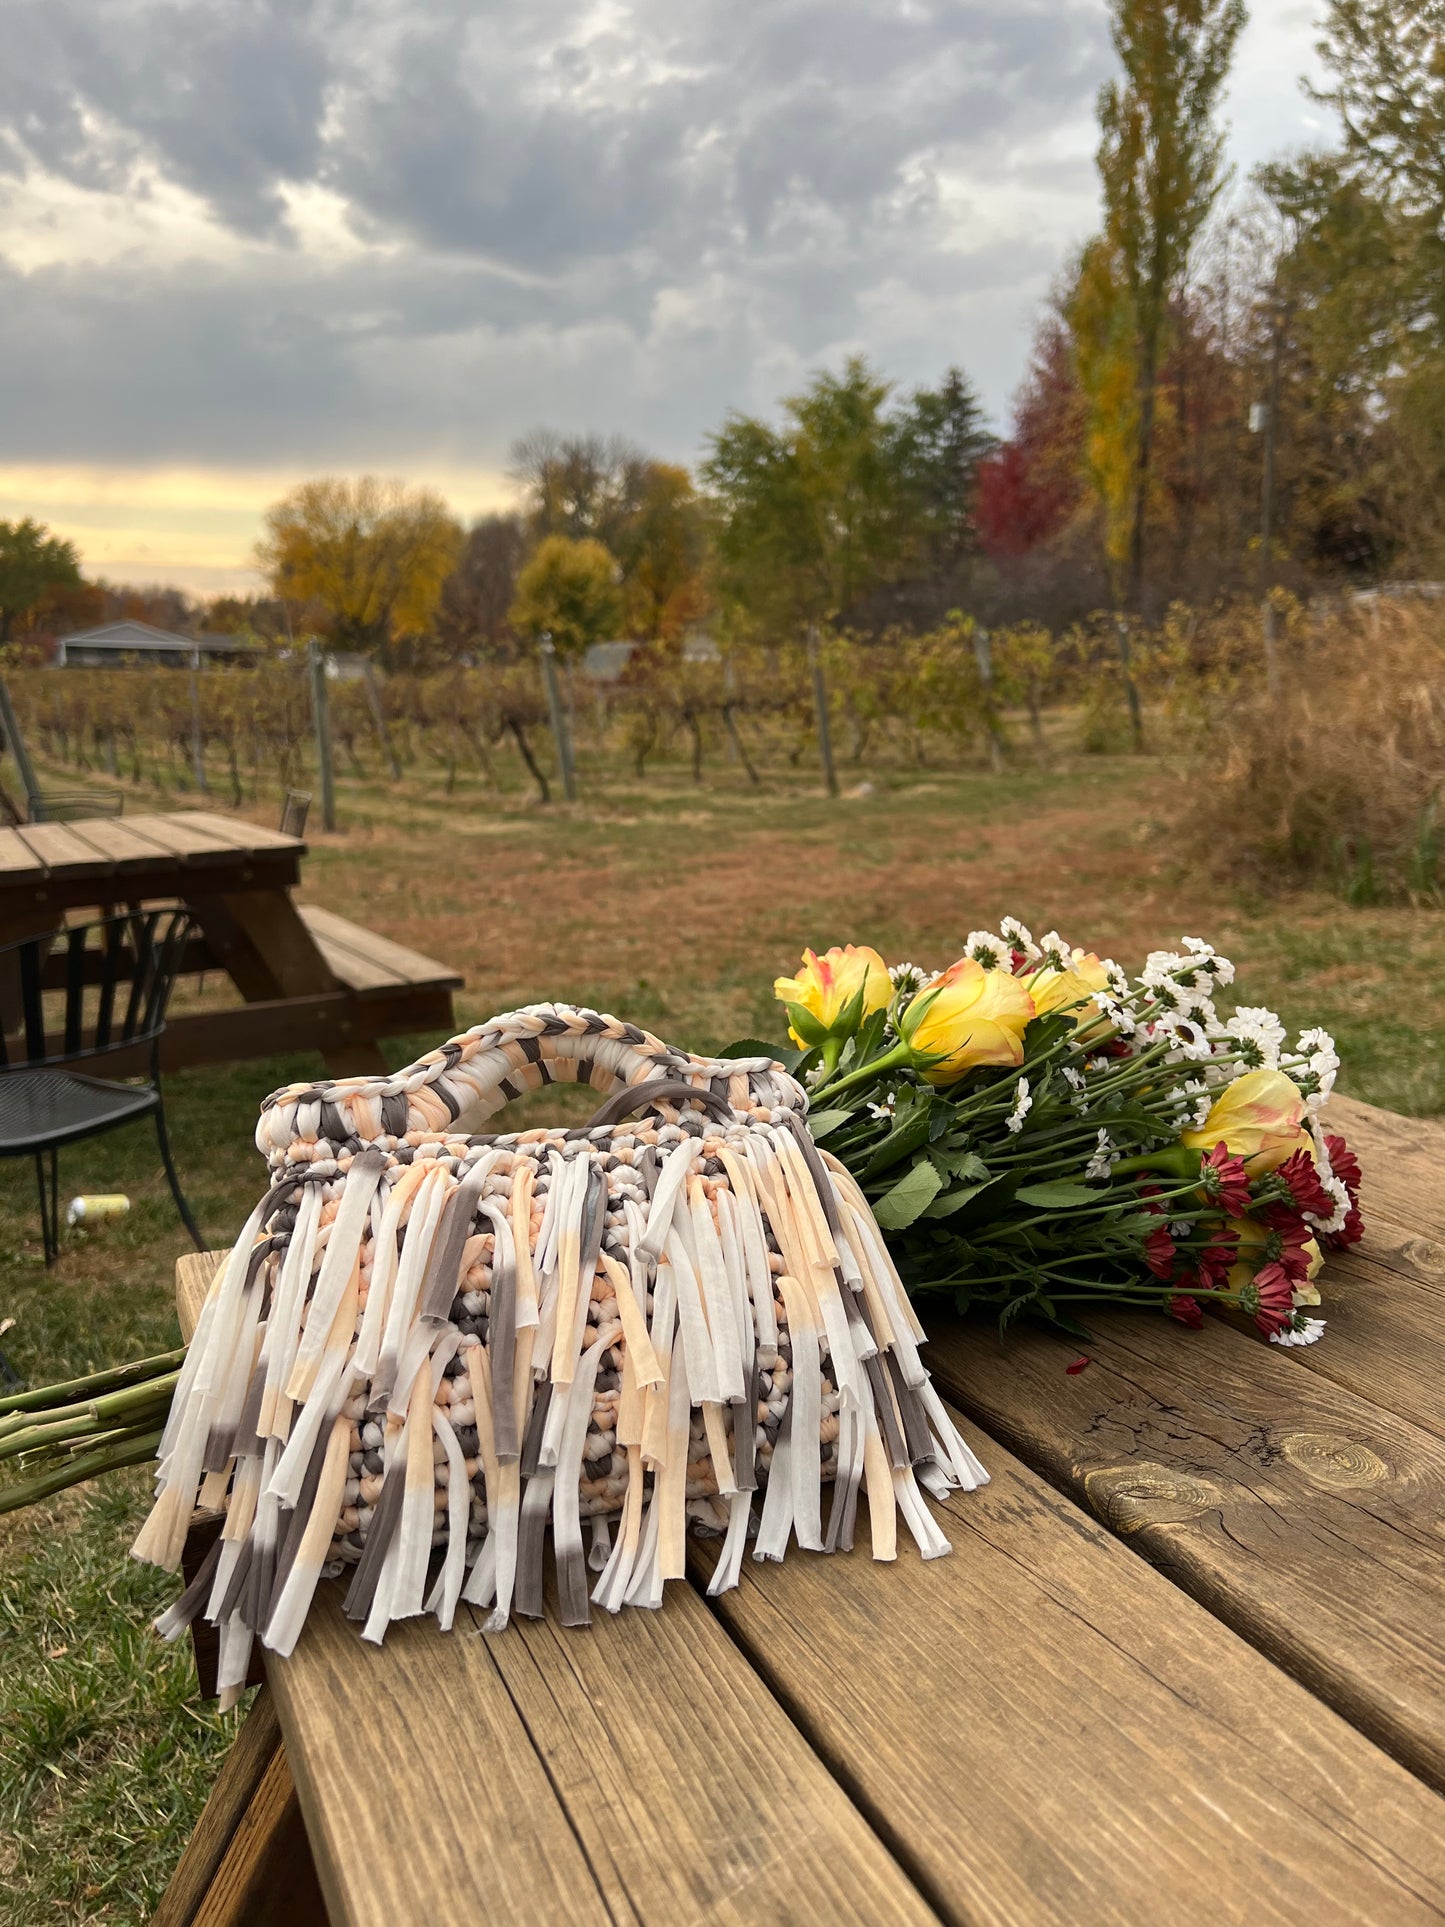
[
  {"x1": 899, "y1": 957, "x2": 1035, "y2": 1085},
  {"x1": 1021, "y1": 949, "x2": 1111, "y2": 1026},
  {"x1": 773, "y1": 944, "x2": 891, "y2": 1047},
  {"x1": 1181, "y1": 1068, "x2": 1309, "y2": 1176}
]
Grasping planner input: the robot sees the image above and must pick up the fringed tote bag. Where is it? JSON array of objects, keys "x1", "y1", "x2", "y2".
[{"x1": 136, "y1": 1004, "x2": 987, "y2": 1704}]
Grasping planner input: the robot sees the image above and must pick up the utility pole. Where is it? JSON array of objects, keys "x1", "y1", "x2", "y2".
[{"x1": 538, "y1": 636, "x2": 577, "y2": 802}]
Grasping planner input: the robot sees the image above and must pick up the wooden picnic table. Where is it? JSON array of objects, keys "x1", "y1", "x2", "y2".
[
  {"x1": 0, "y1": 809, "x2": 459, "y2": 1078},
  {"x1": 157, "y1": 1092, "x2": 1445, "y2": 1927}
]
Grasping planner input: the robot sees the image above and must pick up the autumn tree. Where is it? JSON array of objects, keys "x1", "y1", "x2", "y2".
[
  {"x1": 508, "y1": 535, "x2": 622, "y2": 658},
  {"x1": 436, "y1": 513, "x2": 530, "y2": 658},
  {"x1": 1090, "y1": 0, "x2": 1247, "y2": 612},
  {"x1": 0, "y1": 520, "x2": 82, "y2": 641},
  {"x1": 612, "y1": 463, "x2": 710, "y2": 641},
  {"x1": 704, "y1": 357, "x2": 911, "y2": 635},
  {"x1": 256, "y1": 477, "x2": 462, "y2": 664},
  {"x1": 509, "y1": 432, "x2": 651, "y2": 551}
]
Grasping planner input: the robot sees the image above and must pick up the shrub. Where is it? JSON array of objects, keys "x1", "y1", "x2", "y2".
[{"x1": 1178, "y1": 597, "x2": 1445, "y2": 900}]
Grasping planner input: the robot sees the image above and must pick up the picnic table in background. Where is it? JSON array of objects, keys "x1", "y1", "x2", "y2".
[
  {"x1": 0, "y1": 809, "x2": 460, "y2": 1078},
  {"x1": 157, "y1": 1093, "x2": 1445, "y2": 1927}
]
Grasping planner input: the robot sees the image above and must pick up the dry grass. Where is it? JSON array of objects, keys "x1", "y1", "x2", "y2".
[{"x1": 1180, "y1": 599, "x2": 1445, "y2": 901}]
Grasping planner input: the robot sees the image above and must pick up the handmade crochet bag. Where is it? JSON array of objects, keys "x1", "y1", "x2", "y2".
[{"x1": 137, "y1": 1005, "x2": 987, "y2": 1704}]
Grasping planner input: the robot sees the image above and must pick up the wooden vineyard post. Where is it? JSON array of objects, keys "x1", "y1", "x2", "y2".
[
  {"x1": 307, "y1": 640, "x2": 338, "y2": 832},
  {"x1": 188, "y1": 648, "x2": 209, "y2": 794},
  {"x1": 806, "y1": 624, "x2": 839, "y2": 797},
  {"x1": 539, "y1": 637, "x2": 577, "y2": 802},
  {"x1": 0, "y1": 674, "x2": 40, "y2": 813},
  {"x1": 973, "y1": 626, "x2": 1005, "y2": 773},
  {"x1": 1113, "y1": 614, "x2": 1145, "y2": 752},
  {"x1": 362, "y1": 659, "x2": 402, "y2": 781}
]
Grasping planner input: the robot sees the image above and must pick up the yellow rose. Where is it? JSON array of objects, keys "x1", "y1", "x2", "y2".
[
  {"x1": 1022, "y1": 949, "x2": 1111, "y2": 1026},
  {"x1": 1181, "y1": 1068, "x2": 1309, "y2": 1176},
  {"x1": 899, "y1": 957, "x2": 1035, "y2": 1084},
  {"x1": 773, "y1": 944, "x2": 891, "y2": 1046}
]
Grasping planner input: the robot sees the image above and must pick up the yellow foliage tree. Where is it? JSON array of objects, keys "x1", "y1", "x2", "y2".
[
  {"x1": 256, "y1": 477, "x2": 462, "y2": 660},
  {"x1": 508, "y1": 535, "x2": 622, "y2": 660},
  {"x1": 613, "y1": 463, "x2": 711, "y2": 642}
]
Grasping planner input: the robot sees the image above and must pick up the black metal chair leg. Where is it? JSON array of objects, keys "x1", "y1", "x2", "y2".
[
  {"x1": 154, "y1": 1098, "x2": 205, "y2": 1250},
  {"x1": 34, "y1": 1148, "x2": 59, "y2": 1263}
]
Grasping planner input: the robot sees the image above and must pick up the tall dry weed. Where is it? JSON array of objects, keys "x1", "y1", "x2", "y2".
[{"x1": 1180, "y1": 598, "x2": 1445, "y2": 899}]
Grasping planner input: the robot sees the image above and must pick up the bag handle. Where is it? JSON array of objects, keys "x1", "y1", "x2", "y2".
[{"x1": 257, "y1": 1004, "x2": 803, "y2": 1159}]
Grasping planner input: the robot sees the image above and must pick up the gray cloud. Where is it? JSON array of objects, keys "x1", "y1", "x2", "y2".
[{"x1": 0, "y1": 0, "x2": 1113, "y2": 474}]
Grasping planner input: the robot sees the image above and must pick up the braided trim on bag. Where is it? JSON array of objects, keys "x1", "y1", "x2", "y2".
[{"x1": 255, "y1": 1004, "x2": 807, "y2": 1167}]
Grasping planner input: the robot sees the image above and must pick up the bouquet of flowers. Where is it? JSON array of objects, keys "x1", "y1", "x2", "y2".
[{"x1": 748, "y1": 921, "x2": 1362, "y2": 1345}]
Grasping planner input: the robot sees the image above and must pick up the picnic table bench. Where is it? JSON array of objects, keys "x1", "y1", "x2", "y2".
[
  {"x1": 0, "y1": 809, "x2": 460, "y2": 1077},
  {"x1": 157, "y1": 1093, "x2": 1445, "y2": 1926}
]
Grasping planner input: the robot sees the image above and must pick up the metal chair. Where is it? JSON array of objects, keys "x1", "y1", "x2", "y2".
[
  {"x1": 27, "y1": 787, "x2": 125, "y2": 822},
  {"x1": 0, "y1": 910, "x2": 203, "y2": 1261},
  {"x1": 279, "y1": 789, "x2": 312, "y2": 838}
]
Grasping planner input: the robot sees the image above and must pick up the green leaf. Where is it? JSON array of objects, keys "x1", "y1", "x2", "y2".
[
  {"x1": 871, "y1": 1161, "x2": 943, "y2": 1229},
  {"x1": 718, "y1": 1037, "x2": 787, "y2": 1060},
  {"x1": 1014, "y1": 1182, "x2": 1103, "y2": 1209},
  {"x1": 805, "y1": 1107, "x2": 856, "y2": 1139},
  {"x1": 783, "y1": 1001, "x2": 828, "y2": 1047},
  {"x1": 860, "y1": 1102, "x2": 933, "y2": 1179},
  {"x1": 921, "y1": 1180, "x2": 994, "y2": 1219}
]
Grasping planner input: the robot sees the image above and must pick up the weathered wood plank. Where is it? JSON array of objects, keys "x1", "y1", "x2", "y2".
[
  {"x1": 179, "y1": 811, "x2": 304, "y2": 855},
  {"x1": 117, "y1": 813, "x2": 251, "y2": 865},
  {"x1": 177, "y1": 1255, "x2": 934, "y2": 1927},
  {"x1": 0, "y1": 825, "x2": 43, "y2": 876},
  {"x1": 923, "y1": 1307, "x2": 1445, "y2": 1792},
  {"x1": 189, "y1": 1734, "x2": 327, "y2": 1927},
  {"x1": 154, "y1": 1691, "x2": 285, "y2": 1927},
  {"x1": 13, "y1": 820, "x2": 112, "y2": 875},
  {"x1": 1331, "y1": 1094, "x2": 1445, "y2": 1242},
  {"x1": 474, "y1": 1583, "x2": 937, "y2": 1927},
  {"x1": 55, "y1": 816, "x2": 200, "y2": 871},
  {"x1": 1285, "y1": 1225, "x2": 1445, "y2": 1442},
  {"x1": 299, "y1": 903, "x2": 464, "y2": 995},
  {"x1": 694, "y1": 1419, "x2": 1445, "y2": 1926},
  {"x1": 269, "y1": 1583, "x2": 934, "y2": 1927}
]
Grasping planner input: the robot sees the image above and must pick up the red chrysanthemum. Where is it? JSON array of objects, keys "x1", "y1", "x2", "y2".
[
  {"x1": 1243, "y1": 1261, "x2": 1296, "y2": 1337},
  {"x1": 1275, "y1": 1148, "x2": 1335, "y2": 1220},
  {"x1": 1199, "y1": 1140, "x2": 1252, "y2": 1217},
  {"x1": 1325, "y1": 1134, "x2": 1362, "y2": 1204},
  {"x1": 1196, "y1": 1224, "x2": 1238, "y2": 1289},
  {"x1": 1327, "y1": 1204, "x2": 1365, "y2": 1251},
  {"x1": 1262, "y1": 1206, "x2": 1315, "y2": 1280},
  {"x1": 1168, "y1": 1294, "x2": 1204, "y2": 1329},
  {"x1": 1145, "y1": 1225, "x2": 1177, "y2": 1280}
]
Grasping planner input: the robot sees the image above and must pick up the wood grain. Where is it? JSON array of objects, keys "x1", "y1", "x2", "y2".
[
  {"x1": 268, "y1": 1582, "x2": 934, "y2": 1927},
  {"x1": 298, "y1": 903, "x2": 464, "y2": 995},
  {"x1": 1285, "y1": 1225, "x2": 1445, "y2": 1441},
  {"x1": 1332, "y1": 1095, "x2": 1445, "y2": 1242},
  {"x1": 154, "y1": 1690, "x2": 285, "y2": 1927},
  {"x1": 189, "y1": 1736, "x2": 328, "y2": 1927},
  {"x1": 923, "y1": 1306, "x2": 1445, "y2": 1791},
  {"x1": 177, "y1": 1256, "x2": 934, "y2": 1927},
  {"x1": 692, "y1": 1419, "x2": 1445, "y2": 1927}
]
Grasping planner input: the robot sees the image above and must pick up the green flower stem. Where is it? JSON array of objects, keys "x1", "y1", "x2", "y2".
[
  {"x1": 0, "y1": 1427, "x2": 164, "y2": 1516},
  {"x1": 810, "y1": 1039, "x2": 913, "y2": 1103},
  {"x1": 0, "y1": 1349, "x2": 185, "y2": 1418}
]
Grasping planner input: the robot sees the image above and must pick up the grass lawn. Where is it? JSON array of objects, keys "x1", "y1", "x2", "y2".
[{"x1": 2, "y1": 737, "x2": 1442, "y2": 1923}]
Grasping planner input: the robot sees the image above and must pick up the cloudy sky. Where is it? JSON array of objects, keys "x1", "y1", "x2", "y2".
[{"x1": 0, "y1": 0, "x2": 1331, "y2": 594}]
